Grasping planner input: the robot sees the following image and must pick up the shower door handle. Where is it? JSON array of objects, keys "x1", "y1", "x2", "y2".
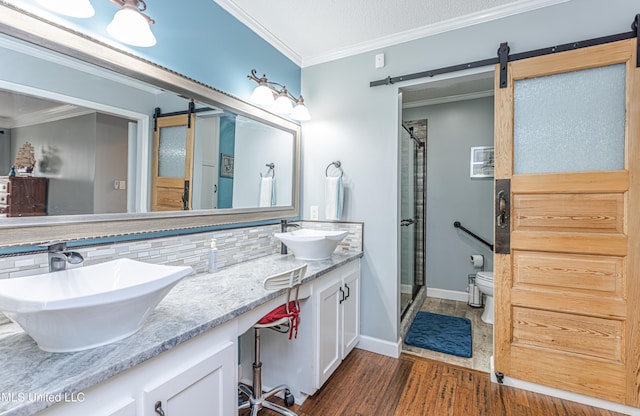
[{"x1": 401, "y1": 218, "x2": 415, "y2": 227}]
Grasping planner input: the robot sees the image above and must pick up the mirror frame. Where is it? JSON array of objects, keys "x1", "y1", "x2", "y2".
[{"x1": 0, "y1": 4, "x2": 301, "y2": 247}]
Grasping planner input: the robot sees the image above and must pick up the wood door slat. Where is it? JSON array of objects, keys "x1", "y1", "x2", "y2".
[
  {"x1": 511, "y1": 232, "x2": 627, "y2": 256},
  {"x1": 511, "y1": 288, "x2": 626, "y2": 318},
  {"x1": 510, "y1": 344, "x2": 626, "y2": 403},
  {"x1": 512, "y1": 307, "x2": 624, "y2": 361},
  {"x1": 513, "y1": 193, "x2": 624, "y2": 233},
  {"x1": 512, "y1": 171, "x2": 629, "y2": 194},
  {"x1": 513, "y1": 251, "x2": 624, "y2": 296}
]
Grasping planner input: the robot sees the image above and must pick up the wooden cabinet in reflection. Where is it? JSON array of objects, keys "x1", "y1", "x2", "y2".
[{"x1": 0, "y1": 176, "x2": 48, "y2": 217}]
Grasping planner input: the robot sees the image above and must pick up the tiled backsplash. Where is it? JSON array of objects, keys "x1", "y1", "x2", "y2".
[
  {"x1": 0, "y1": 221, "x2": 363, "y2": 279},
  {"x1": 0, "y1": 221, "x2": 363, "y2": 326}
]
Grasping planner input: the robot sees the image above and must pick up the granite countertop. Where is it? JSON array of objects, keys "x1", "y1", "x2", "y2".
[{"x1": 0, "y1": 251, "x2": 363, "y2": 416}]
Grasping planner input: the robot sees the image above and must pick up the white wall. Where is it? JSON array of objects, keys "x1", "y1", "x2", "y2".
[
  {"x1": 233, "y1": 117, "x2": 294, "y2": 208},
  {"x1": 300, "y1": 0, "x2": 639, "y2": 345},
  {"x1": 94, "y1": 113, "x2": 129, "y2": 214},
  {"x1": 12, "y1": 113, "x2": 97, "y2": 215}
]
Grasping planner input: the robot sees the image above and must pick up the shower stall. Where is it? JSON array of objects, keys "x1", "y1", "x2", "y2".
[{"x1": 400, "y1": 119, "x2": 426, "y2": 318}]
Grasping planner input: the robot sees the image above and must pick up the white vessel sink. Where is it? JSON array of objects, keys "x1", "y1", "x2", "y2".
[
  {"x1": 0, "y1": 258, "x2": 193, "y2": 352},
  {"x1": 274, "y1": 228, "x2": 349, "y2": 260}
]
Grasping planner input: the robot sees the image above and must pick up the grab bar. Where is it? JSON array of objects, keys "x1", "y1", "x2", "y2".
[{"x1": 453, "y1": 221, "x2": 494, "y2": 252}]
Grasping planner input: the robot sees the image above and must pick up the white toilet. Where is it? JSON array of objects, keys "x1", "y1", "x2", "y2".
[{"x1": 475, "y1": 271, "x2": 494, "y2": 324}]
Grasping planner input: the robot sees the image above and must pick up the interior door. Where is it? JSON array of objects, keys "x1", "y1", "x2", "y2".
[
  {"x1": 151, "y1": 114, "x2": 195, "y2": 211},
  {"x1": 493, "y1": 39, "x2": 640, "y2": 405}
]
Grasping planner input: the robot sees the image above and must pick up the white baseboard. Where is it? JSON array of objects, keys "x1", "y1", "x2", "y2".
[
  {"x1": 356, "y1": 335, "x2": 401, "y2": 358},
  {"x1": 426, "y1": 287, "x2": 469, "y2": 302},
  {"x1": 490, "y1": 356, "x2": 640, "y2": 415}
]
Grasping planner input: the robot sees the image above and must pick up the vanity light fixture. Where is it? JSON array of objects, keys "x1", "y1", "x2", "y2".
[
  {"x1": 36, "y1": 0, "x2": 95, "y2": 18},
  {"x1": 248, "y1": 69, "x2": 310, "y2": 121},
  {"x1": 107, "y1": 0, "x2": 156, "y2": 47}
]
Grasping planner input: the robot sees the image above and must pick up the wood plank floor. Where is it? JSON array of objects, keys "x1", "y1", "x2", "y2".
[{"x1": 240, "y1": 348, "x2": 626, "y2": 416}]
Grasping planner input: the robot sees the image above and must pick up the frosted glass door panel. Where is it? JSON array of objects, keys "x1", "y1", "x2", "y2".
[
  {"x1": 158, "y1": 125, "x2": 187, "y2": 177},
  {"x1": 514, "y1": 64, "x2": 625, "y2": 174}
]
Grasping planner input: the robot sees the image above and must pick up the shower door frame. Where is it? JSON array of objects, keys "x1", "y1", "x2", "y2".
[{"x1": 400, "y1": 119, "x2": 426, "y2": 318}]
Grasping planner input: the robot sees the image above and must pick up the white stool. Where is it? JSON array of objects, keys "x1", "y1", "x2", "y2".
[{"x1": 238, "y1": 264, "x2": 307, "y2": 416}]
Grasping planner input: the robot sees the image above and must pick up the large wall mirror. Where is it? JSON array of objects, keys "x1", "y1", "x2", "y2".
[{"x1": 0, "y1": 5, "x2": 300, "y2": 247}]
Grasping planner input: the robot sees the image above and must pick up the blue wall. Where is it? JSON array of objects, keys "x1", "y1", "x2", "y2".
[{"x1": 24, "y1": 0, "x2": 301, "y2": 100}]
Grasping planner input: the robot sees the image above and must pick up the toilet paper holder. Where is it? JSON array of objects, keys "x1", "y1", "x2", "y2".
[{"x1": 470, "y1": 254, "x2": 485, "y2": 270}]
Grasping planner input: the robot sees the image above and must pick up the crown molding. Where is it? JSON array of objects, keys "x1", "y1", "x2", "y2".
[
  {"x1": 9, "y1": 105, "x2": 95, "y2": 129},
  {"x1": 403, "y1": 90, "x2": 494, "y2": 109},
  {"x1": 213, "y1": 0, "x2": 302, "y2": 66},
  {"x1": 302, "y1": 0, "x2": 570, "y2": 67}
]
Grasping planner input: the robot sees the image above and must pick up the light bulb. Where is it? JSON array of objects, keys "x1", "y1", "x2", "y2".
[
  {"x1": 290, "y1": 102, "x2": 310, "y2": 121},
  {"x1": 250, "y1": 85, "x2": 275, "y2": 106},
  {"x1": 272, "y1": 94, "x2": 293, "y2": 114},
  {"x1": 107, "y1": 7, "x2": 157, "y2": 47}
]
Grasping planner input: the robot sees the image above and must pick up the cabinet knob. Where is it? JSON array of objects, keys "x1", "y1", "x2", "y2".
[{"x1": 155, "y1": 401, "x2": 166, "y2": 416}]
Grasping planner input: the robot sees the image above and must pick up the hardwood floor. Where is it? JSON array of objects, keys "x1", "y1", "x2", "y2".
[{"x1": 241, "y1": 349, "x2": 626, "y2": 416}]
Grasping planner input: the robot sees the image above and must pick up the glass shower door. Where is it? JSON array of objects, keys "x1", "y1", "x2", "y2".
[{"x1": 400, "y1": 120, "x2": 426, "y2": 317}]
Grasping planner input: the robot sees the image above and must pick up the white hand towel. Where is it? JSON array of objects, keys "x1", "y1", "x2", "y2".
[
  {"x1": 259, "y1": 177, "x2": 275, "y2": 207},
  {"x1": 324, "y1": 176, "x2": 343, "y2": 220}
]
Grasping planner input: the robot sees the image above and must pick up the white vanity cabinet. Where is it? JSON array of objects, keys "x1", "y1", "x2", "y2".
[
  {"x1": 36, "y1": 322, "x2": 237, "y2": 416},
  {"x1": 141, "y1": 341, "x2": 235, "y2": 416},
  {"x1": 315, "y1": 260, "x2": 360, "y2": 388}
]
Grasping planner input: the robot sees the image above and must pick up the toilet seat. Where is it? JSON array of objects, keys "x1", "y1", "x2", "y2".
[
  {"x1": 475, "y1": 271, "x2": 493, "y2": 285},
  {"x1": 475, "y1": 271, "x2": 494, "y2": 325}
]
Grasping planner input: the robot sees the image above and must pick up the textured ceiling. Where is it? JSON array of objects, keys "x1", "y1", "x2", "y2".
[{"x1": 215, "y1": 0, "x2": 566, "y2": 66}]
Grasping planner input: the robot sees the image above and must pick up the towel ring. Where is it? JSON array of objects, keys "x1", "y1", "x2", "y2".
[
  {"x1": 261, "y1": 163, "x2": 275, "y2": 178},
  {"x1": 325, "y1": 161, "x2": 343, "y2": 177}
]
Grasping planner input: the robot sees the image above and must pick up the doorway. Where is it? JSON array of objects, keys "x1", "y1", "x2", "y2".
[{"x1": 399, "y1": 70, "x2": 495, "y2": 372}]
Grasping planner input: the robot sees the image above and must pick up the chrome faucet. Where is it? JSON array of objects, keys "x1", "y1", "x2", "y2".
[
  {"x1": 47, "y1": 242, "x2": 84, "y2": 272},
  {"x1": 280, "y1": 219, "x2": 301, "y2": 254}
]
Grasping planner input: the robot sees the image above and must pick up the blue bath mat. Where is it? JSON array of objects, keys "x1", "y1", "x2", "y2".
[{"x1": 405, "y1": 312, "x2": 472, "y2": 358}]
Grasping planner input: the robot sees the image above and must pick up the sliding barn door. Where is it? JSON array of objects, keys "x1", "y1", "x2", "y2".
[
  {"x1": 151, "y1": 114, "x2": 195, "y2": 211},
  {"x1": 493, "y1": 39, "x2": 640, "y2": 405}
]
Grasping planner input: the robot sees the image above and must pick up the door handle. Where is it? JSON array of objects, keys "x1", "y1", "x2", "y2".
[
  {"x1": 344, "y1": 283, "x2": 350, "y2": 300},
  {"x1": 181, "y1": 180, "x2": 190, "y2": 210},
  {"x1": 155, "y1": 401, "x2": 166, "y2": 416},
  {"x1": 339, "y1": 287, "x2": 345, "y2": 304},
  {"x1": 494, "y1": 179, "x2": 511, "y2": 254},
  {"x1": 496, "y1": 190, "x2": 508, "y2": 228}
]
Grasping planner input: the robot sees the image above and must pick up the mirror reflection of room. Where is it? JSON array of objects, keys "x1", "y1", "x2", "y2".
[{"x1": 0, "y1": 37, "x2": 295, "y2": 217}]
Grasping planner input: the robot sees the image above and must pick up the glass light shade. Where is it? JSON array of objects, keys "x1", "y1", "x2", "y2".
[
  {"x1": 272, "y1": 94, "x2": 293, "y2": 114},
  {"x1": 37, "y1": 0, "x2": 95, "y2": 18},
  {"x1": 250, "y1": 85, "x2": 275, "y2": 106},
  {"x1": 290, "y1": 103, "x2": 310, "y2": 121},
  {"x1": 107, "y1": 8, "x2": 157, "y2": 47}
]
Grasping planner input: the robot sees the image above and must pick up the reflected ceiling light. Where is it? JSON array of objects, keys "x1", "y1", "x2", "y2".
[
  {"x1": 36, "y1": 0, "x2": 95, "y2": 18},
  {"x1": 107, "y1": 0, "x2": 156, "y2": 47},
  {"x1": 248, "y1": 69, "x2": 310, "y2": 121}
]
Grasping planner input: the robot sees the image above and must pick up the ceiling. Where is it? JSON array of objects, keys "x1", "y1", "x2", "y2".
[{"x1": 215, "y1": 0, "x2": 568, "y2": 67}]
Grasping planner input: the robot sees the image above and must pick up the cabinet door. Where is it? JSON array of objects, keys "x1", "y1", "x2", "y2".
[
  {"x1": 341, "y1": 268, "x2": 360, "y2": 359},
  {"x1": 316, "y1": 277, "x2": 343, "y2": 388},
  {"x1": 142, "y1": 341, "x2": 235, "y2": 416}
]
